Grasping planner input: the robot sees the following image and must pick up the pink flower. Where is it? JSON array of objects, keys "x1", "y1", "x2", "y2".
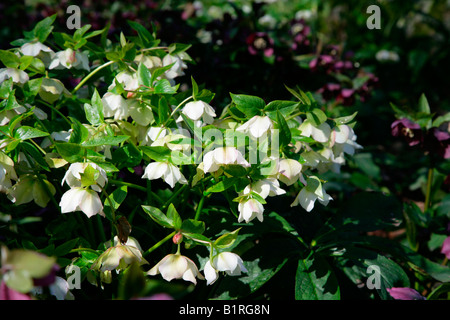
[
  {"x1": 386, "y1": 287, "x2": 426, "y2": 300},
  {"x1": 246, "y1": 32, "x2": 274, "y2": 57},
  {"x1": 441, "y1": 236, "x2": 450, "y2": 259},
  {"x1": 0, "y1": 282, "x2": 32, "y2": 300}
]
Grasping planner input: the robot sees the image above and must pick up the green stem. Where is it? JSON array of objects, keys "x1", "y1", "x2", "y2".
[
  {"x1": 424, "y1": 168, "x2": 434, "y2": 212},
  {"x1": 144, "y1": 231, "x2": 176, "y2": 257},
  {"x1": 154, "y1": 95, "x2": 193, "y2": 141},
  {"x1": 37, "y1": 99, "x2": 72, "y2": 126},
  {"x1": 161, "y1": 184, "x2": 189, "y2": 210},
  {"x1": 72, "y1": 60, "x2": 115, "y2": 94},
  {"x1": 194, "y1": 195, "x2": 206, "y2": 221}
]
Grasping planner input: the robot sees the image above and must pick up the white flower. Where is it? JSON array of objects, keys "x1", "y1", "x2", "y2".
[
  {"x1": 277, "y1": 158, "x2": 303, "y2": 186},
  {"x1": 128, "y1": 99, "x2": 154, "y2": 126},
  {"x1": 109, "y1": 71, "x2": 139, "y2": 91},
  {"x1": 0, "y1": 67, "x2": 29, "y2": 85},
  {"x1": 91, "y1": 236, "x2": 147, "y2": 272},
  {"x1": 134, "y1": 54, "x2": 162, "y2": 70},
  {"x1": 182, "y1": 100, "x2": 216, "y2": 126},
  {"x1": 142, "y1": 162, "x2": 187, "y2": 188},
  {"x1": 238, "y1": 197, "x2": 265, "y2": 223},
  {"x1": 59, "y1": 187, "x2": 104, "y2": 218},
  {"x1": 38, "y1": 78, "x2": 71, "y2": 104},
  {"x1": 332, "y1": 126, "x2": 362, "y2": 156},
  {"x1": 147, "y1": 253, "x2": 204, "y2": 285},
  {"x1": 48, "y1": 276, "x2": 74, "y2": 300},
  {"x1": 20, "y1": 41, "x2": 54, "y2": 57},
  {"x1": 162, "y1": 54, "x2": 187, "y2": 79},
  {"x1": 243, "y1": 178, "x2": 285, "y2": 199},
  {"x1": 298, "y1": 120, "x2": 331, "y2": 143},
  {"x1": 0, "y1": 152, "x2": 17, "y2": 193},
  {"x1": 49, "y1": 49, "x2": 89, "y2": 70},
  {"x1": 204, "y1": 252, "x2": 247, "y2": 285},
  {"x1": 101, "y1": 92, "x2": 130, "y2": 120},
  {"x1": 61, "y1": 162, "x2": 107, "y2": 192},
  {"x1": 291, "y1": 180, "x2": 332, "y2": 212},
  {"x1": 236, "y1": 115, "x2": 273, "y2": 139},
  {"x1": 202, "y1": 147, "x2": 250, "y2": 173},
  {"x1": 8, "y1": 174, "x2": 56, "y2": 208}
]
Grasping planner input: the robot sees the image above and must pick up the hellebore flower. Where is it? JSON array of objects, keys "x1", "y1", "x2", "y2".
[
  {"x1": 61, "y1": 162, "x2": 107, "y2": 192},
  {"x1": 386, "y1": 287, "x2": 426, "y2": 300},
  {"x1": 91, "y1": 236, "x2": 147, "y2": 272},
  {"x1": 236, "y1": 115, "x2": 273, "y2": 139},
  {"x1": 101, "y1": 92, "x2": 130, "y2": 121},
  {"x1": 59, "y1": 187, "x2": 104, "y2": 218},
  {"x1": 277, "y1": 158, "x2": 303, "y2": 186},
  {"x1": 291, "y1": 177, "x2": 332, "y2": 212},
  {"x1": 8, "y1": 174, "x2": 56, "y2": 208},
  {"x1": 142, "y1": 161, "x2": 187, "y2": 188},
  {"x1": 49, "y1": 48, "x2": 89, "y2": 70},
  {"x1": 0, "y1": 152, "x2": 17, "y2": 193},
  {"x1": 147, "y1": 253, "x2": 204, "y2": 285},
  {"x1": 182, "y1": 100, "x2": 216, "y2": 126},
  {"x1": 20, "y1": 41, "x2": 54, "y2": 57},
  {"x1": 336, "y1": 88, "x2": 356, "y2": 106},
  {"x1": 162, "y1": 54, "x2": 187, "y2": 80},
  {"x1": 204, "y1": 252, "x2": 247, "y2": 285},
  {"x1": 0, "y1": 282, "x2": 32, "y2": 300},
  {"x1": 298, "y1": 120, "x2": 331, "y2": 143},
  {"x1": 318, "y1": 83, "x2": 341, "y2": 101},
  {"x1": 391, "y1": 118, "x2": 423, "y2": 146},
  {"x1": 246, "y1": 32, "x2": 274, "y2": 57},
  {"x1": 237, "y1": 197, "x2": 265, "y2": 223},
  {"x1": 0, "y1": 67, "x2": 29, "y2": 85},
  {"x1": 441, "y1": 236, "x2": 450, "y2": 259},
  {"x1": 243, "y1": 178, "x2": 286, "y2": 199},
  {"x1": 202, "y1": 147, "x2": 250, "y2": 173}
]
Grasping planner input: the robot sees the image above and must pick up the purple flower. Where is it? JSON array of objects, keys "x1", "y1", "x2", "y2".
[
  {"x1": 318, "y1": 83, "x2": 341, "y2": 101},
  {"x1": 309, "y1": 54, "x2": 335, "y2": 73},
  {"x1": 391, "y1": 118, "x2": 423, "y2": 146},
  {"x1": 33, "y1": 264, "x2": 60, "y2": 287},
  {"x1": 441, "y1": 236, "x2": 450, "y2": 259},
  {"x1": 337, "y1": 88, "x2": 356, "y2": 106},
  {"x1": 246, "y1": 32, "x2": 274, "y2": 58},
  {"x1": 387, "y1": 287, "x2": 426, "y2": 300}
]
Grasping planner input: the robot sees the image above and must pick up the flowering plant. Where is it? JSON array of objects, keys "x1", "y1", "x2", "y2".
[{"x1": 0, "y1": 11, "x2": 448, "y2": 302}]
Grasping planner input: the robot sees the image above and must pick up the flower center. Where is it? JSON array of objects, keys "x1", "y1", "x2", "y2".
[{"x1": 254, "y1": 37, "x2": 267, "y2": 49}]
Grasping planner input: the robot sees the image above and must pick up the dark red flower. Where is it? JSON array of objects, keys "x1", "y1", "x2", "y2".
[
  {"x1": 246, "y1": 32, "x2": 274, "y2": 57},
  {"x1": 391, "y1": 118, "x2": 423, "y2": 146}
]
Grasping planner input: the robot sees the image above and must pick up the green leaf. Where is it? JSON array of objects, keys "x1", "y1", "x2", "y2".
[
  {"x1": 153, "y1": 79, "x2": 178, "y2": 94},
  {"x1": 55, "y1": 142, "x2": 85, "y2": 163},
  {"x1": 104, "y1": 186, "x2": 128, "y2": 221},
  {"x1": 167, "y1": 204, "x2": 182, "y2": 230},
  {"x1": 80, "y1": 164, "x2": 99, "y2": 188},
  {"x1": 14, "y1": 126, "x2": 49, "y2": 141},
  {"x1": 141, "y1": 146, "x2": 171, "y2": 162},
  {"x1": 127, "y1": 21, "x2": 155, "y2": 47},
  {"x1": 182, "y1": 233, "x2": 211, "y2": 245},
  {"x1": 191, "y1": 76, "x2": 199, "y2": 98},
  {"x1": 137, "y1": 62, "x2": 151, "y2": 88},
  {"x1": 334, "y1": 112, "x2": 358, "y2": 125},
  {"x1": 23, "y1": 78, "x2": 43, "y2": 99},
  {"x1": 418, "y1": 93, "x2": 430, "y2": 114},
  {"x1": 204, "y1": 177, "x2": 240, "y2": 195},
  {"x1": 82, "y1": 135, "x2": 129, "y2": 148},
  {"x1": 19, "y1": 141, "x2": 50, "y2": 171},
  {"x1": 33, "y1": 14, "x2": 56, "y2": 42},
  {"x1": 214, "y1": 228, "x2": 241, "y2": 249},
  {"x1": 295, "y1": 255, "x2": 340, "y2": 300},
  {"x1": 0, "y1": 50, "x2": 20, "y2": 68},
  {"x1": 306, "y1": 108, "x2": 327, "y2": 126},
  {"x1": 276, "y1": 110, "x2": 291, "y2": 147},
  {"x1": 84, "y1": 89, "x2": 104, "y2": 126},
  {"x1": 112, "y1": 144, "x2": 142, "y2": 169},
  {"x1": 53, "y1": 238, "x2": 79, "y2": 257},
  {"x1": 180, "y1": 219, "x2": 205, "y2": 235},
  {"x1": 141, "y1": 205, "x2": 173, "y2": 229},
  {"x1": 230, "y1": 93, "x2": 265, "y2": 118},
  {"x1": 68, "y1": 117, "x2": 89, "y2": 144}
]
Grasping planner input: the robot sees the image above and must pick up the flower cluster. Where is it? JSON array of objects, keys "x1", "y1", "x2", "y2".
[{"x1": 0, "y1": 15, "x2": 362, "y2": 296}]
